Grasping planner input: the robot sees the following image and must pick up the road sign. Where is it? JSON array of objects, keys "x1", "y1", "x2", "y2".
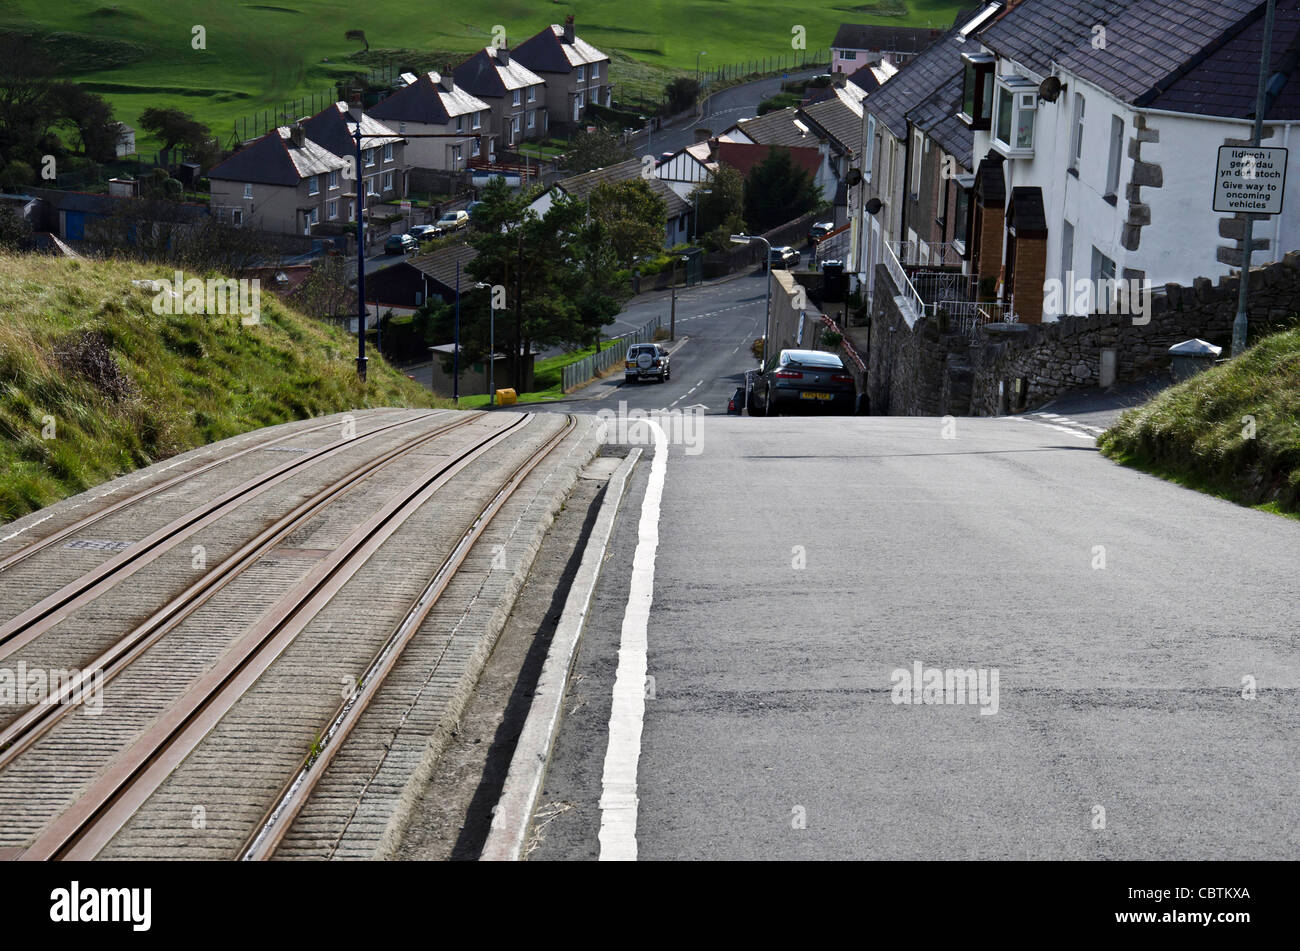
[{"x1": 1214, "y1": 146, "x2": 1288, "y2": 214}]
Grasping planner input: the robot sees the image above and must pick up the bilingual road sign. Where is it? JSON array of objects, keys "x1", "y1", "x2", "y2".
[{"x1": 1214, "y1": 146, "x2": 1288, "y2": 214}]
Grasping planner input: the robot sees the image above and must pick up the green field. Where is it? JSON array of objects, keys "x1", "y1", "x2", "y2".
[{"x1": 2, "y1": 0, "x2": 966, "y2": 152}]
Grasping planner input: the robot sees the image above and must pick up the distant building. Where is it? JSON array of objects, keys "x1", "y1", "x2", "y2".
[
  {"x1": 830, "y1": 24, "x2": 943, "y2": 74},
  {"x1": 513, "y1": 16, "x2": 612, "y2": 131}
]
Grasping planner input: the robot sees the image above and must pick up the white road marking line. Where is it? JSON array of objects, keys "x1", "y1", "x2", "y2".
[{"x1": 598, "y1": 419, "x2": 667, "y2": 861}]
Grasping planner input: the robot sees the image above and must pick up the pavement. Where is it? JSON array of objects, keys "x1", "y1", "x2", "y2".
[{"x1": 524, "y1": 410, "x2": 1299, "y2": 860}]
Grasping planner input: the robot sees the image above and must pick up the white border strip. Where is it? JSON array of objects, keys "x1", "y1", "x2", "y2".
[
  {"x1": 598, "y1": 421, "x2": 668, "y2": 861},
  {"x1": 479, "y1": 448, "x2": 643, "y2": 861}
]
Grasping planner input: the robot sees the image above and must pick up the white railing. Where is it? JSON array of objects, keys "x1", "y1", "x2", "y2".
[
  {"x1": 881, "y1": 238, "x2": 925, "y2": 320},
  {"x1": 890, "y1": 240, "x2": 964, "y2": 269}
]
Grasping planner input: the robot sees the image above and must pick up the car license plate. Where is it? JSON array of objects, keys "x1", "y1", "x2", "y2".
[{"x1": 800, "y1": 392, "x2": 833, "y2": 401}]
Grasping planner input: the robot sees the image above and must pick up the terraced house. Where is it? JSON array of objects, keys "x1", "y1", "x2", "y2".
[
  {"x1": 208, "y1": 123, "x2": 351, "y2": 236},
  {"x1": 512, "y1": 16, "x2": 612, "y2": 130},
  {"x1": 453, "y1": 46, "x2": 548, "y2": 151},
  {"x1": 301, "y1": 103, "x2": 409, "y2": 209},
  {"x1": 366, "y1": 72, "x2": 491, "y2": 171}
]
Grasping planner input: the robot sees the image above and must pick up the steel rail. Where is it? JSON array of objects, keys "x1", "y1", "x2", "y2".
[
  {"x1": 240, "y1": 414, "x2": 578, "y2": 860},
  {"x1": 0, "y1": 412, "x2": 484, "y2": 767},
  {"x1": 0, "y1": 411, "x2": 447, "y2": 662},
  {"x1": 0, "y1": 410, "x2": 421, "y2": 574},
  {"x1": 20, "y1": 413, "x2": 547, "y2": 861}
]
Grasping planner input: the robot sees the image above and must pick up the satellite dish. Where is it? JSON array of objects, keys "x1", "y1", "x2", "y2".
[
  {"x1": 845, "y1": 168, "x2": 863, "y2": 188},
  {"x1": 864, "y1": 197, "x2": 883, "y2": 215},
  {"x1": 1038, "y1": 76, "x2": 1063, "y2": 103}
]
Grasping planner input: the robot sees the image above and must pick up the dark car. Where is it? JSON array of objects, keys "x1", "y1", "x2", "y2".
[
  {"x1": 624, "y1": 343, "x2": 670, "y2": 383},
  {"x1": 808, "y1": 221, "x2": 835, "y2": 244},
  {"x1": 768, "y1": 246, "x2": 800, "y2": 269},
  {"x1": 727, "y1": 386, "x2": 744, "y2": 415},
  {"x1": 384, "y1": 233, "x2": 417, "y2": 255},
  {"x1": 756, "y1": 348, "x2": 856, "y2": 415}
]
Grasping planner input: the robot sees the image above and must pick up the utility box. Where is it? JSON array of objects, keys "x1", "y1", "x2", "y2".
[
  {"x1": 1168, "y1": 338, "x2": 1222, "y2": 382},
  {"x1": 495, "y1": 388, "x2": 518, "y2": 405}
]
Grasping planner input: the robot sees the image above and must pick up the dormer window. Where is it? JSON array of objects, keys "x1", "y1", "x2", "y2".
[
  {"x1": 992, "y1": 75, "x2": 1038, "y2": 158},
  {"x1": 960, "y1": 52, "x2": 995, "y2": 130}
]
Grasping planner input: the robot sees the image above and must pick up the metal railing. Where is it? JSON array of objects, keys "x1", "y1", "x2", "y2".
[
  {"x1": 881, "y1": 239, "x2": 925, "y2": 320},
  {"x1": 891, "y1": 240, "x2": 965, "y2": 269},
  {"x1": 934, "y1": 300, "x2": 1017, "y2": 336},
  {"x1": 561, "y1": 316, "x2": 663, "y2": 391}
]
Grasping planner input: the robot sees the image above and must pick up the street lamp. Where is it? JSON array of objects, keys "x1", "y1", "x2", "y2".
[
  {"x1": 670, "y1": 254, "x2": 689, "y2": 341},
  {"x1": 474, "y1": 282, "x2": 497, "y2": 407},
  {"x1": 731, "y1": 233, "x2": 772, "y2": 367}
]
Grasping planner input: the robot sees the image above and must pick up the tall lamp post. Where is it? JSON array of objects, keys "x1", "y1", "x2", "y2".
[
  {"x1": 474, "y1": 282, "x2": 497, "y2": 407},
  {"x1": 731, "y1": 234, "x2": 772, "y2": 367}
]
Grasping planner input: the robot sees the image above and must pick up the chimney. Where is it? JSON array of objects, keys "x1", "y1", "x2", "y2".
[
  {"x1": 497, "y1": 46, "x2": 510, "y2": 66},
  {"x1": 289, "y1": 121, "x2": 305, "y2": 148},
  {"x1": 439, "y1": 70, "x2": 455, "y2": 93},
  {"x1": 832, "y1": 71, "x2": 847, "y2": 88},
  {"x1": 563, "y1": 15, "x2": 575, "y2": 44}
]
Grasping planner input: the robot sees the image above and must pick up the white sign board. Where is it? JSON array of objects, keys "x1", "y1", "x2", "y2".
[{"x1": 1214, "y1": 146, "x2": 1288, "y2": 214}]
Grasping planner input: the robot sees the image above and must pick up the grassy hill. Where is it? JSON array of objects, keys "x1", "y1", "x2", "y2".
[
  {"x1": 1099, "y1": 329, "x2": 1300, "y2": 518},
  {"x1": 0, "y1": 0, "x2": 967, "y2": 151},
  {"x1": 0, "y1": 252, "x2": 444, "y2": 522}
]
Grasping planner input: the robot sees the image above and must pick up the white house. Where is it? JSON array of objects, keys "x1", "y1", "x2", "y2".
[{"x1": 366, "y1": 71, "x2": 491, "y2": 171}]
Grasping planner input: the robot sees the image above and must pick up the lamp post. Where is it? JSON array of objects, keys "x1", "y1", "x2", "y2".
[
  {"x1": 475, "y1": 282, "x2": 496, "y2": 406},
  {"x1": 670, "y1": 254, "x2": 689, "y2": 341},
  {"x1": 352, "y1": 125, "x2": 368, "y2": 381},
  {"x1": 731, "y1": 233, "x2": 772, "y2": 367}
]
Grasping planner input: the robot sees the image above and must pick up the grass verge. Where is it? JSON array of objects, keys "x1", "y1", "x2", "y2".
[
  {"x1": 1098, "y1": 328, "x2": 1300, "y2": 518},
  {"x1": 0, "y1": 252, "x2": 448, "y2": 522}
]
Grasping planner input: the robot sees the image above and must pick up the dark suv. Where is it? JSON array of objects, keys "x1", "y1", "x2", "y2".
[{"x1": 625, "y1": 343, "x2": 670, "y2": 383}]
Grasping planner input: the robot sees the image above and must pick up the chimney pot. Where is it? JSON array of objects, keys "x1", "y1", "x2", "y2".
[
  {"x1": 439, "y1": 71, "x2": 455, "y2": 93},
  {"x1": 563, "y1": 15, "x2": 575, "y2": 44},
  {"x1": 289, "y1": 122, "x2": 305, "y2": 147},
  {"x1": 497, "y1": 46, "x2": 510, "y2": 66}
]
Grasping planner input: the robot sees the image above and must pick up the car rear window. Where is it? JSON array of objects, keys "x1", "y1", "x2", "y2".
[{"x1": 784, "y1": 350, "x2": 844, "y2": 369}]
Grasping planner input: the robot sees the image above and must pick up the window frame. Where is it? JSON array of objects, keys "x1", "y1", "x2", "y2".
[
  {"x1": 1105, "y1": 114, "x2": 1125, "y2": 200},
  {"x1": 991, "y1": 75, "x2": 1038, "y2": 158},
  {"x1": 1069, "y1": 93, "x2": 1086, "y2": 173},
  {"x1": 382, "y1": 143, "x2": 394, "y2": 163},
  {"x1": 959, "y1": 53, "x2": 995, "y2": 131}
]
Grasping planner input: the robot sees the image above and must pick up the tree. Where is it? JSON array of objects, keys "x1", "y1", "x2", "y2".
[
  {"x1": 560, "y1": 128, "x2": 632, "y2": 175},
  {"x1": 691, "y1": 164, "x2": 743, "y2": 237},
  {"x1": 742, "y1": 146, "x2": 822, "y2": 234},
  {"x1": 664, "y1": 77, "x2": 700, "y2": 114},
  {"x1": 588, "y1": 179, "x2": 666, "y2": 269},
  {"x1": 138, "y1": 107, "x2": 211, "y2": 158},
  {"x1": 0, "y1": 205, "x2": 31, "y2": 250},
  {"x1": 48, "y1": 83, "x2": 117, "y2": 162},
  {"x1": 0, "y1": 33, "x2": 58, "y2": 169},
  {"x1": 345, "y1": 30, "x2": 369, "y2": 53}
]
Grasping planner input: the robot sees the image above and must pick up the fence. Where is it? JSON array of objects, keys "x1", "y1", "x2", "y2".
[
  {"x1": 561, "y1": 316, "x2": 663, "y2": 391},
  {"x1": 882, "y1": 239, "x2": 925, "y2": 320},
  {"x1": 934, "y1": 300, "x2": 1017, "y2": 336},
  {"x1": 707, "y1": 50, "x2": 829, "y2": 83},
  {"x1": 229, "y1": 63, "x2": 400, "y2": 145}
]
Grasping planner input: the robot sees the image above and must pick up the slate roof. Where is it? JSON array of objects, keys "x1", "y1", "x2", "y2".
[
  {"x1": 979, "y1": 0, "x2": 1299, "y2": 119},
  {"x1": 832, "y1": 24, "x2": 941, "y2": 54},
  {"x1": 454, "y1": 48, "x2": 545, "y2": 99},
  {"x1": 1007, "y1": 186, "x2": 1047, "y2": 237},
  {"x1": 209, "y1": 128, "x2": 346, "y2": 185},
  {"x1": 726, "y1": 107, "x2": 816, "y2": 148},
  {"x1": 409, "y1": 243, "x2": 480, "y2": 289},
  {"x1": 845, "y1": 64, "x2": 882, "y2": 94},
  {"x1": 801, "y1": 95, "x2": 862, "y2": 155},
  {"x1": 368, "y1": 72, "x2": 490, "y2": 125},
  {"x1": 303, "y1": 103, "x2": 402, "y2": 159},
  {"x1": 513, "y1": 23, "x2": 609, "y2": 73},
  {"x1": 907, "y1": 72, "x2": 973, "y2": 168},
  {"x1": 863, "y1": 26, "x2": 967, "y2": 139},
  {"x1": 551, "y1": 159, "x2": 691, "y2": 215}
]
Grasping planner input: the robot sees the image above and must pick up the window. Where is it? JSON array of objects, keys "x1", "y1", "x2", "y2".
[
  {"x1": 528, "y1": 85, "x2": 536, "y2": 102},
  {"x1": 328, "y1": 199, "x2": 338, "y2": 220},
  {"x1": 513, "y1": 89, "x2": 521, "y2": 106},
  {"x1": 348, "y1": 201, "x2": 355, "y2": 222},
  {"x1": 472, "y1": 111, "x2": 481, "y2": 130},
  {"x1": 452, "y1": 144, "x2": 462, "y2": 165},
  {"x1": 364, "y1": 148, "x2": 375, "y2": 167},
  {"x1": 951, "y1": 187, "x2": 971, "y2": 255},
  {"x1": 910, "y1": 129, "x2": 923, "y2": 200},
  {"x1": 1091, "y1": 246, "x2": 1116, "y2": 283},
  {"x1": 383, "y1": 143, "x2": 393, "y2": 162},
  {"x1": 471, "y1": 138, "x2": 479, "y2": 157},
  {"x1": 591, "y1": 62, "x2": 599, "y2": 79},
  {"x1": 382, "y1": 171, "x2": 393, "y2": 191},
  {"x1": 456, "y1": 116, "x2": 465, "y2": 132},
  {"x1": 1105, "y1": 115, "x2": 1124, "y2": 199},
  {"x1": 992, "y1": 76, "x2": 1037, "y2": 157},
  {"x1": 231, "y1": 208, "x2": 243, "y2": 226},
  {"x1": 864, "y1": 115, "x2": 876, "y2": 183},
  {"x1": 510, "y1": 115, "x2": 519, "y2": 144},
  {"x1": 244, "y1": 183, "x2": 253, "y2": 199},
  {"x1": 960, "y1": 53, "x2": 995, "y2": 130},
  {"x1": 577, "y1": 66, "x2": 585, "y2": 82},
  {"x1": 308, "y1": 175, "x2": 319, "y2": 196},
  {"x1": 366, "y1": 176, "x2": 378, "y2": 197},
  {"x1": 329, "y1": 170, "x2": 339, "y2": 190},
  {"x1": 1061, "y1": 219, "x2": 1074, "y2": 283},
  {"x1": 1069, "y1": 94, "x2": 1085, "y2": 173},
  {"x1": 576, "y1": 92, "x2": 584, "y2": 109},
  {"x1": 527, "y1": 110, "x2": 535, "y2": 129},
  {"x1": 308, "y1": 207, "x2": 319, "y2": 225}
]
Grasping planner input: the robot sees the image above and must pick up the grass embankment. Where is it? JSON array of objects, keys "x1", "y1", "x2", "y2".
[
  {"x1": 0, "y1": 253, "x2": 445, "y2": 522},
  {"x1": 1099, "y1": 329, "x2": 1300, "y2": 518}
]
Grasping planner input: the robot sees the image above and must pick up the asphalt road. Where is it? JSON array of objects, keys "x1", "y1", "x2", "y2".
[{"x1": 528, "y1": 411, "x2": 1299, "y2": 860}]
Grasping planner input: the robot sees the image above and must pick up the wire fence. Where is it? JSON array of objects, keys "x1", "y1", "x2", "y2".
[
  {"x1": 561, "y1": 316, "x2": 663, "y2": 391},
  {"x1": 706, "y1": 49, "x2": 829, "y2": 82}
]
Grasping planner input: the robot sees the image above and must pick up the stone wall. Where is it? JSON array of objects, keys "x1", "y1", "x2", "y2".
[{"x1": 866, "y1": 252, "x2": 1300, "y2": 417}]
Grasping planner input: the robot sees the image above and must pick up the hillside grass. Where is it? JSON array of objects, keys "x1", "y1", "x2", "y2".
[
  {"x1": 0, "y1": 252, "x2": 446, "y2": 522},
  {"x1": 1098, "y1": 329, "x2": 1300, "y2": 518},
  {"x1": 0, "y1": 0, "x2": 966, "y2": 150}
]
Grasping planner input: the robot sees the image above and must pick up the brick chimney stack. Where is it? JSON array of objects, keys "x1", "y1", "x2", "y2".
[{"x1": 563, "y1": 15, "x2": 575, "y2": 44}]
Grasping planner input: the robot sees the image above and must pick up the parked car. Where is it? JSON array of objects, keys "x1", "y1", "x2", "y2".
[
  {"x1": 755, "y1": 348, "x2": 856, "y2": 415},
  {"x1": 768, "y1": 246, "x2": 800, "y2": 269},
  {"x1": 384, "y1": 233, "x2": 418, "y2": 255},
  {"x1": 408, "y1": 224, "x2": 438, "y2": 241},
  {"x1": 728, "y1": 386, "x2": 744, "y2": 415},
  {"x1": 434, "y1": 210, "x2": 470, "y2": 235},
  {"x1": 625, "y1": 343, "x2": 671, "y2": 383},
  {"x1": 465, "y1": 201, "x2": 485, "y2": 221},
  {"x1": 808, "y1": 221, "x2": 835, "y2": 244}
]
